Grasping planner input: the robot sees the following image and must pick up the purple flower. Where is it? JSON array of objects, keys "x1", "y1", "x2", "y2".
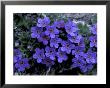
[
  {"x1": 72, "y1": 57, "x2": 86, "y2": 68},
  {"x1": 72, "y1": 57, "x2": 93, "y2": 73},
  {"x1": 90, "y1": 24, "x2": 97, "y2": 35},
  {"x1": 50, "y1": 36, "x2": 62, "y2": 48},
  {"x1": 72, "y1": 46, "x2": 85, "y2": 58},
  {"x1": 79, "y1": 63, "x2": 94, "y2": 73},
  {"x1": 38, "y1": 33, "x2": 50, "y2": 45},
  {"x1": 89, "y1": 35, "x2": 97, "y2": 47},
  {"x1": 14, "y1": 49, "x2": 22, "y2": 63},
  {"x1": 42, "y1": 57, "x2": 55, "y2": 67},
  {"x1": 15, "y1": 58, "x2": 30, "y2": 72},
  {"x1": 14, "y1": 56, "x2": 21, "y2": 63},
  {"x1": 61, "y1": 41, "x2": 75, "y2": 54},
  {"x1": 45, "y1": 25, "x2": 59, "y2": 38},
  {"x1": 56, "y1": 48, "x2": 68, "y2": 63},
  {"x1": 84, "y1": 49, "x2": 97, "y2": 64},
  {"x1": 67, "y1": 34, "x2": 82, "y2": 43},
  {"x1": 65, "y1": 21, "x2": 79, "y2": 36},
  {"x1": 33, "y1": 48, "x2": 45, "y2": 63},
  {"x1": 45, "y1": 46, "x2": 56, "y2": 60},
  {"x1": 77, "y1": 38, "x2": 85, "y2": 47},
  {"x1": 37, "y1": 17, "x2": 50, "y2": 27},
  {"x1": 54, "y1": 20, "x2": 65, "y2": 28},
  {"x1": 14, "y1": 49, "x2": 22, "y2": 58},
  {"x1": 31, "y1": 26, "x2": 43, "y2": 38}
]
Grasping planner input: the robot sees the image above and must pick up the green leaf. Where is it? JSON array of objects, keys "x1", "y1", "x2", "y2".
[{"x1": 78, "y1": 23, "x2": 90, "y2": 36}]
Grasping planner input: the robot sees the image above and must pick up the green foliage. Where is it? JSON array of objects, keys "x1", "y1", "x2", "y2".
[
  {"x1": 78, "y1": 23, "x2": 90, "y2": 36},
  {"x1": 91, "y1": 14, "x2": 97, "y2": 24}
]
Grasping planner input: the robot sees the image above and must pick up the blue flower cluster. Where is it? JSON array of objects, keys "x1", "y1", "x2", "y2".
[
  {"x1": 14, "y1": 14, "x2": 97, "y2": 75},
  {"x1": 30, "y1": 17, "x2": 97, "y2": 73},
  {"x1": 14, "y1": 49, "x2": 30, "y2": 72}
]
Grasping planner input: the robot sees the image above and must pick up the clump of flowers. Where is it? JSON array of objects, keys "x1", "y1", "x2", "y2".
[
  {"x1": 14, "y1": 49, "x2": 30, "y2": 72},
  {"x1": 14, "y1": 14, "x2": 97, "y2": 75}
]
